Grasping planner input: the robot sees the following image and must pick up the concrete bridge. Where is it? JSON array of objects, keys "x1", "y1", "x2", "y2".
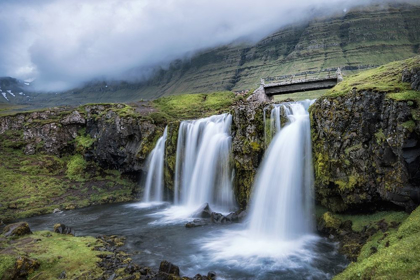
[{"x1": 247, "y1": 68, "x2": 343, "y2": 102}]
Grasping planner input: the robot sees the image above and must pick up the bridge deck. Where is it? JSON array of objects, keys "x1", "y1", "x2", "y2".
[{"x1": 264, "y1": 77, "x2": 338, "y2": 96}]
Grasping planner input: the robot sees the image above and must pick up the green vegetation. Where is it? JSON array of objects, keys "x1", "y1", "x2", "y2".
[
  {"x1": 152, "y1": 91, "x2": 238, "y2": 120},
  {"x1": 334, "y1": 206, "x2": 420, "y2": 280},
  {"x1": 0, "y1": 146, "x2": 136, "y2": 222},
  {"x1": 0, "y1": 231, "x2": 103, "y2": 279},
  {"x1": 66, "y1": 154, "x2": 88, "y2": 181},
  {"x1": 327, "y1": 56, "x2": 420, "y2": 103},
  {"x1": 75, "y1": 128, "x2": 96, "y2": 152}
]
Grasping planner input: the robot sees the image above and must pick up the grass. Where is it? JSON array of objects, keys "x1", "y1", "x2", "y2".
[
  {"x1": 326, "y1": 56, "x2": 420, "y2": 103},
  {"x1": 0, "y1": 146, "x2": 136, "y2": 222},
  {"x1": 334, "y1": 206, "x2": 420, "y2": 279},
  {"x1": 151, "y1": 91, "x2": 238, "y2": 121},
  {"x1": 0, "y1": 231, "x2": 104, "y2": 279}
]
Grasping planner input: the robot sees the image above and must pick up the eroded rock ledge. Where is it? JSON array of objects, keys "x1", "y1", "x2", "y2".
[{"x1": 310, "y1": 91, "x2": 419, "y2": 212}]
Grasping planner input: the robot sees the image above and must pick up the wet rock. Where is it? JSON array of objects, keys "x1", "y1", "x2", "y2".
[
  {"x1": 12, "y1": 256, "x2": 40, "y2": 279},
  {"x1": 53, "y1": 224, "x2": 75, "y2": 236},
  {"x1": 185, "y1": 219, "x2": 207, "y2": 228},
  {"x1": 311, "y1": 88, "x2": 420, "y2": 212},
  {"x1": 192, "y1": 203, "x2": 213, "y2": 218},
  {"x1": 3, "y1": 222, "x2": 32, "y2": 237},
  {"x1": 159, "y1": 260, "x2": 180, "y2": 276},
  {"x1": 53, "y1": 208, "x2": 63, "y2": 214},
  {"x1": 211, "y1": 210, "x2": 247, "y2": 224}
]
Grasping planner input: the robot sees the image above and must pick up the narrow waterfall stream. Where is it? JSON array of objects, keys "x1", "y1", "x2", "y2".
[
  {"x1": 142, "y1": 127, "x2": 168, "y2": 203},
  {"x1": 174, "y1": 114, "x2": 235, "y2": 212},
  {"x1": 249, "y1": 100, "x2": 314, "y2": 240}
]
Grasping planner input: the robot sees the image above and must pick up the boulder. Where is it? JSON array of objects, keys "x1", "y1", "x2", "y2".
[
  {"x1": 192, "y1": 203, "x2": 212, "y2": 218},
  {"x1": 12, "y1": 256, "x2": 40, "y2": 279},
  {"x1": 53, "y1": 224, "x2": 75, "y2": 236},
  {"x1": 3, "y1": 222, "x2": 32, "y2": 237},
  {"x1": 159, "y1": 260, "x2": 180, "y2": 276}
]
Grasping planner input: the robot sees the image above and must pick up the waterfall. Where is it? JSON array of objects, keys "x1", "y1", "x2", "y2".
[
  {"x1": 174, "y1": 114, "x2": 235, "y2": 211},
  {"x1": 248, "y1": 100, "x2": 315, "y2": 241},
  {"x1": 142, "y1": 127, "x2": 168, "y2": 203}
]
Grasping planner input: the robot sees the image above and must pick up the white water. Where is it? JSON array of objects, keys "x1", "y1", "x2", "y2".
[
  {"x1": 201, "y1": 100, "x2": 317, "y2": 270},
  {"x1": 249, "y1": 100, "x2": 315, "y2": 240},
  {"x1": 173, "y1": 114, "x2": 235, "y2": 212},
  {"x1": 142, "y1": 127, "x2": 168, "y2": 203}
]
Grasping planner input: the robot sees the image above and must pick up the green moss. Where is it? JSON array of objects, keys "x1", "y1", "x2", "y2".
[
  {"x1": 401, "y1": 120, "x2": 416, "y2": 133},
  {"x1": 374, "y1": 129, "x2": 386, "y2": 144},
  {"x1": 344, "y1": 143, "x2": 362, "y2": 155},
  {"x1": 322, "y1": 212, "x2": 342, "y2": 229},
  {"x1": 335, "y1": 207, "x2": 420, "y2": 280},
  {"x1": 66, "y1": 155, "x2": 87, "y2": 182},
  {"x1": 327, "y1": 56, "x2": 420, "y2": 101},
  {"x1": 152, "y1": 91, "x2": 236, "y2": 121},
  {"x1": 0, "y1": 255, "x2": 16, "y2": 278},
  {"x1": 75, "y1": 128, "x2": 96, "y2": 152}
]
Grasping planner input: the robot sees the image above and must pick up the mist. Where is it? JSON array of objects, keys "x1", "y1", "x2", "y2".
[{"x1": 0, "y1": 0, "x2": 416, "y2": 91}]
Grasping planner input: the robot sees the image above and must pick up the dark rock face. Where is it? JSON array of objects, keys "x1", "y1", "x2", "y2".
[
  {"x1": 3, "y1": 222, "x2": 32, "y2": 237},
  {"x1": 0, "y1": 104, "x2": 162, "y2": 174},
  {"x1": 192, "y1": 203, "x2": 213, "y2": 218},
  {"x1": 402, "y1": 67, "x2": 420, "y2": 91},
  {"x1": 159, "y1": 260, "x2": 180, "y2": 276},
  {"x1": 310, "y1": 91, "x2": 420, "y2": 212},
  {"x1": 231, "y1": 101, "x2": 266, "y2": 209}
]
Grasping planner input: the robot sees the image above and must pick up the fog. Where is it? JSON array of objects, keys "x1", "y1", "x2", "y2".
[{"x1": 0, "y1": 0, "x2": 416, "y2": 91}]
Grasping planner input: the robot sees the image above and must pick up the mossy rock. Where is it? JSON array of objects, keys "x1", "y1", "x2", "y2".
[{"x1": 2, "y1": 222, "x2": 32, "y2": 237}]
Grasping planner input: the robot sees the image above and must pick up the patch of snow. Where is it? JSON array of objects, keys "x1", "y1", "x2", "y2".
[
  {"x1": 105, "y1": 85, "x2": 108, "y2": 87},
  {"x1": 7, "y1": 90, "x2": 15, "y2": 97},
  {"x1": 24, "y1": 82, "x2": 30, "y2": 86},
  {"x1": 19, "y1": 92, "x2": 24, "y2": 95},
  {"x1": 1, "y1": 92, "x2": 9, "y2": 101}
]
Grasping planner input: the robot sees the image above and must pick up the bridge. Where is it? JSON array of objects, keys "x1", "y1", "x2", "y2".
[{"x1": 247, "y1": 68, "x2": 343, "y2": 102}]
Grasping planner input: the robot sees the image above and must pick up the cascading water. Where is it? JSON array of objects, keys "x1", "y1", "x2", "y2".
[
  {"x1": 248, "y1": 100, "x2": 315, "y2": 240},
  {"x1": 174, "y1": 114, "x2": 235, "y2": 211},
  {"x1": 142, "y1": 127, "x2": 168, "y2": 203}
]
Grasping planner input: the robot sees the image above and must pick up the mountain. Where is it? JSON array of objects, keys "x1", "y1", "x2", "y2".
[{"x1": 0, "y1": 2, "x2": 419, "y2": 110}]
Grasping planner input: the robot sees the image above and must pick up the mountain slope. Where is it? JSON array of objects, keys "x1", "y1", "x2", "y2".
[{"x1": 1, "y1": 2, "x2": 419, "y2": 110}]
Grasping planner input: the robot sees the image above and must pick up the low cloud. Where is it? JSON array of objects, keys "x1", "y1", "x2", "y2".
[{"x1": 0, "y1": 0, "x2": 416, "y2": 91}]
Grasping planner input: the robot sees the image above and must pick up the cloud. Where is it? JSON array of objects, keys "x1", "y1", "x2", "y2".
[{"x1": 0, "y1": 0, "x2": 416, "y2": 91}]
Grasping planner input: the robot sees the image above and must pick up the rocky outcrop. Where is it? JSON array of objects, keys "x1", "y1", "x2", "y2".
[
  {"x1": 310, "y1": 91, "x2": 420, "y2": 212},
  {"x1": 231, "y1": 101, "x2": 267, "y2": 209},
  {"x1": 2, "y1": 222, "x2": 32, "y2": 237},
  {"x1": 0, "y1": 104, "x2": 162, "y2": 174}
]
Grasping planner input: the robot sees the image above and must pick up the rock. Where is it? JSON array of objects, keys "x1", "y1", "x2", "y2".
[
  {"x1": 60, "y1": 111, "x2": 86, "y2": 125},
  {"x1": 402, "y1": 67, "x2": 420, "y2": 91},
  {"x1": 192, "y1": 203, "x2": 213, "y2": 218},
  {"x1": 12, "y1": 256, "x2": 40, "y2": 279},
  {"x1": 3, "y1": 222, "x2": 32, "y2": 237},
  {"x1": 185, "y1": 219, "x2": 207, "y2": 228},
  {"x1": 159, "y1": 260, "x2": 180, "y2": 276},
  {"x1": 53, "y1": 224, "x2": 75, "y2": 235},
  {"x1": 58, "y1": 271, "x2": 67, "y2": 279},
  {"x1": 53, "y1": 208, "x2": 63, "y2": 214},
  {"x1": 211, "y1": 210, "x2": 247, "y2": 224},
  {"x1": 311, "y1": 89, "x2": 420, "y2": 212}
]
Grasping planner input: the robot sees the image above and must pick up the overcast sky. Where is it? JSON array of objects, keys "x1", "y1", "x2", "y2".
[{"x1": 0, "y1": 0, "x2": 415, "y2": 91}]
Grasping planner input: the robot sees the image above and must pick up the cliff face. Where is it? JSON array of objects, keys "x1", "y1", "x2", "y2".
[
  {"x1": 0, "y1": 104, "x2": 161, "y2": 173},
  {"x1": 310, "y1": 74, "x2": 420, "y2": 213},
  {"x1": 230, "y1": 101, "x2": 266, "y2": 209}
]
